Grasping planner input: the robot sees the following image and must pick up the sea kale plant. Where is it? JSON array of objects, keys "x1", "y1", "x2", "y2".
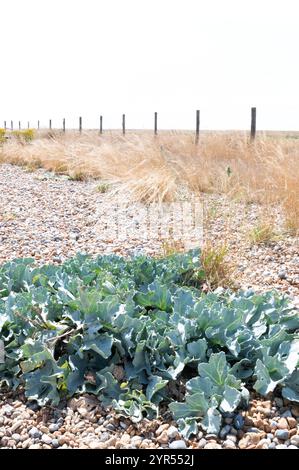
[{"x1": 0, "y1": 250, "x2": 298, "y2": 438}]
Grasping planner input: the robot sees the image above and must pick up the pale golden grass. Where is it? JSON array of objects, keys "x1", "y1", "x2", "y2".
[{"x1": 0, "y1": 130, "x2": 298, "y2": 229}]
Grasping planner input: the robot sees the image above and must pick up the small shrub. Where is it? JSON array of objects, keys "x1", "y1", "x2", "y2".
[{"x1": 12, "y1": 129, "x2": 35, "y2": 142}]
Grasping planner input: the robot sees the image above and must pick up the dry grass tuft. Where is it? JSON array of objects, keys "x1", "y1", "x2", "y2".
[
  {"x1": 0, "y1": 130, "x2": 298, "y2": 229},
  {"x1": 248, "y1": 219, "x2": 277, "y2": 246},
  {"x1": 200, "y1": 242, "x2": 235, "y2": 289}
]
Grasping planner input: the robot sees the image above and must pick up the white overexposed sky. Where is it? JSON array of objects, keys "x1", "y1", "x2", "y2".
[{"x1": 1, "y1": 0, "x2": 299, "y2": 130}]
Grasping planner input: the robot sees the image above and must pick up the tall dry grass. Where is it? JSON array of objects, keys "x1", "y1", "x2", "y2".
[{"x1": 0, "y1": 130, "x2": 298, "y2": 230}]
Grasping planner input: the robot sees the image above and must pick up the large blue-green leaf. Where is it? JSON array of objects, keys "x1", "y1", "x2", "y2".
[
  {"x1": 169, "y1": 392, "x2": 209, "y2": 420},
  {"x1": 282, "y1": 370, "x2": 299, "y2": 403}
]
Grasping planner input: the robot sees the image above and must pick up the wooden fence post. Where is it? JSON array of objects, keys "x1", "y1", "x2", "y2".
[
  {"x1": 100, "y1": 115, "x2": 103, "y2": 134},
  {"x1": 49, "y1": 120, "x2": 52, "y2": 130},
  {"x1": 196, "y1": 110, "x2": 200, "y2": 142},
  {"x1": 28, "y1": 122, "x2": 30, "y2": 129},
  {"x1": 19, "y1": 121, "x2": 21, "y2": 130},
  {"x1": 63, "y1": 118, "x2": 65, "y2": 133},
  {"x1": 11, "y1": 121, "x2": 13, "y2": 131},
  {"x1": 38, "y1": 120, "x2": 40, "y2": 130},
  {"x1": 79, "y1": 116, "x2": 82, "y2": 133},
  {"x1": 154, "y1": 112, "x2": 158, "y2": 135},
  {"x1": 122, "y1": 114, "x2": 125, "y2": 135},
  {"x1": 251, "y1": 107, "x2": 256, "y2": 140},
  {"x1": 4, "y1": 121, "x2": 6, "y2": 130}
]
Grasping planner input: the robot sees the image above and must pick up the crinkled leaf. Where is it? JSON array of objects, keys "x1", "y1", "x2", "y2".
[{"x1": 169, "y1": 392, "x2": 209, "y2": 420}]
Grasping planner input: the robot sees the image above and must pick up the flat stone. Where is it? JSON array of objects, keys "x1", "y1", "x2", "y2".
[
  {"x1": 155, "y1": 424, "x2": 169, "y2": 436},
  {"x1": 238, "y1": 432, "x2": 261, "y2": 449},
  {"x1": 286, "y1": 417, "x2": 297, "y2": 429},
  {"x1": 277, "y1": 418, "x2": 288, "y2": 430},
  {"x1": 22, "y1": 438, "x2": 32, "y2": 449},
  {"x1": 204, "y1": 443, "x2": 222, "y2": 449},
  {"x1": 226, "y1": 434, "x2": 237, "y2": 443},
  {"x1": 10, "y1": 421, "x2": 23, "y2": 433},
  {"x1": 156, "y1": 430, "x2": 168, "y2": 444},
  {"x1": 41, "y1": 434, "x2": 53, "y2": 445},
  {"x1": 223, "y1": 440, "x2": 236, "y2": 449},
  {"x1": 88, "y1": 440, "x2": 105, "y2": 449}
]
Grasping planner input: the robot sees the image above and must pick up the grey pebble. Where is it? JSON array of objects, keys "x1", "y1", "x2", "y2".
[
  {"x1": 205, "y1": 434, "x2": 218, "y2": 440},
  {"x1": 99, "y1": 432, "x2": 110, "y2": 442},
  {"x1": 197, "y1": 438, "x2": 207, "y2": 449},
  {"x1": 223, "y1": 440, "x2": 236, "y2": 449},
  {"x1": 224, "y1": 418, "x2": 233, "y2": 425},
  {"x1": 288, "y1": 445, "x2": 298, "y2": 449},
  {"x1": 270, "y1": 420, "x2": 278, "y2": 429},
  {"x1": 281, "y1": 410, "x2": 292, "y2": 418},
  {"x1": 274, "y1": 398, "x2": 283, "y2": 407},
  {"x1": 278, "y1": 270, "x2": 287, "y2": 280},
  {"x1": 226, "y1": 434, "x2": 237, "y2": 443},
  {"x1": 275, "y1": 444, "x2": 288, "y2": 449},
  {"x1": 3, "y1": 405, "x2": 13, "y2": 416},
  {"x1": 27, "y1": 402, "x2": 39, "y2": 411},
  {"x1": 275, "y1": 429, "x2": 289, "y2": 441},
  {"x1": 169, "y1": 440, "x2": 186, "y2": 450},
  {"x1": 49, "y1": 423, "x2": 60, "y2": 433},
  {"x1": 29, "y1": 427, "x2": 42, "y2": 439},
  {"x1": 167, "y1": 426, "x2": 179, "y2": 440},
  {"x1": 219, "y1": 425, "x2": 231, "y2": 439},
  {"x1": 52, "y1": 439, "x2": 60, "y2": 448},
  {"x1": 246, "y1": 427, "x2": 260, "y2": 433},
  {"x1": 106, "y1": 424, "x2": 115, "y2": 431}
]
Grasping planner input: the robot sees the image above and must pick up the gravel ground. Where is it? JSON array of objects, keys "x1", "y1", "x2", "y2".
[
  {"x1": 0, "y1": 163, "x2": 298, "y2": 449},
  {"x1": 0, "y1": 390, "x2": 298, "y2": 449},
  {"x1": 0, "y1": 164, "x2": 298, "y2": 298}
]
